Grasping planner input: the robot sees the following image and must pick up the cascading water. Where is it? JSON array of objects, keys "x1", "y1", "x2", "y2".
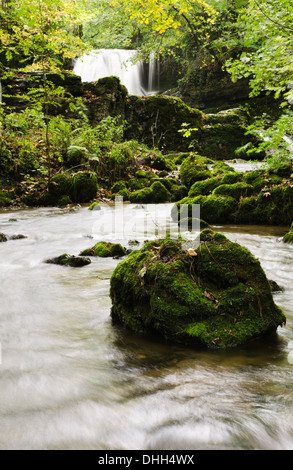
[
  {"x1": 73, "y1": 49, "x2": 159, "y2": 96},
  {"x1": 148, "y1": 52, "x2": 159, "y2": 94}
]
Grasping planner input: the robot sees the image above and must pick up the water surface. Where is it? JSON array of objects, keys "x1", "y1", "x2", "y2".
[{"x1": 0, "y1": 204, "x2": 292, "y2": 450}]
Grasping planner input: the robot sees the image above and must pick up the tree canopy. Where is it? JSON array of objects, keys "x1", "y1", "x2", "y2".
[
  {"x1": 0, "y1": 0, "x2": 89, "y2": 71},
  {"x1": 225, "y1": 0, "x2": 293, "y2": 104}
]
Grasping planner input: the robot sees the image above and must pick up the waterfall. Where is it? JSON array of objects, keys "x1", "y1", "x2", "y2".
[
  {"x1": 148, "y1": 52, "x2": 159, "y2": 94},
  {"x1": 73, "y1": 49, "x2": 158, "y2": 96}
]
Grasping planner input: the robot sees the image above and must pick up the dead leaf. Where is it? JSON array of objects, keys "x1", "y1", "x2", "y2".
[{"x1": 204, "y1": 290, "x2": 215, "y2": 301}]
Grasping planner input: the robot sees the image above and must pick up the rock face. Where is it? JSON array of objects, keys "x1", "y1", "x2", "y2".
[
  {"x1": 124, "y1": 95, "x2": 203, "y2": 151},
  {"x1": 110, "y1": 230, "x2": 286, "y2": 349},
  {"x1": 172, "y1": 62, "x2": 251, "y2": 110}
]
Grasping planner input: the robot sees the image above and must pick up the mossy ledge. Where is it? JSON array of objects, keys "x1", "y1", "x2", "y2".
[{"x1": 110, "y1": 230, "x2": 285, "y2": 349}]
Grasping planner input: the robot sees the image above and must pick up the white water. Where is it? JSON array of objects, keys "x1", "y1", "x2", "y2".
[
  {"x1": 73, "y1": 49, "x2": 158, "y2": 96},
  {"x1": 1, "y1": 204, "x2": 293, "y2": 449}
]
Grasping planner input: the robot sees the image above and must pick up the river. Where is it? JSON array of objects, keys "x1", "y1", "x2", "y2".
[{"x1": 0, "y1": 203, "x2": 293, "y2": 450}]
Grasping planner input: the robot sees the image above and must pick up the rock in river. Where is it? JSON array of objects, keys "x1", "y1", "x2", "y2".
[
  {"x1": 45, "y1": 254, "x2": 91, "y2": 267},
  {"x1": 110, "y1": 229, "x2": 286, "y2": 349}
]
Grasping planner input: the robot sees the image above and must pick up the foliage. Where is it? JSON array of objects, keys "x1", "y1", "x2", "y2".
[
  {"x1": 82, "y1": 0, "x2": 218, "y2": 57},
  {"x1": 0, "y1": 0, "x2": 89, "y2": 70},
  {"x1": 225, "y1": 0, "x2": 293, "y2": 103},
  {"x1": 242, "y1": 110, "x2": 293, "y2": 168}
]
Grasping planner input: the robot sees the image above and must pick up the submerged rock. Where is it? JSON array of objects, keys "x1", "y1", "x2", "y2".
[
  {"x1": 0, "y1": 232, "x2": 8, "y2": 242},
  {"x1": 45, "y1": 253, "x2": 91, "y2": 267},
  {"x1": 110, "y1": 230, "x2": 285, "y2": 349},
  {"x1": 0, "y1": 232, "x2": 27, "y2": 242}
]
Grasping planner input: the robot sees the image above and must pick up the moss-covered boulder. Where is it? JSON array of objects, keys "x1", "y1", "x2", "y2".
[
  {"x1": 111, "y1": 180, "x2": 128, "y2": 193},
  {"x1": 283, "y1": 223, "x2": 293, "y2": 243},
  {"x1": 129, "y1": 180, "x2": 171, "y2": 204},
  {"x1": 110, "y1": 231, "x2": 285, "y2": 349},
  {"x1": 49, "y1": 173, "x2": 73, "y2": 199},
  {"x1": 212, "y1": 182, "x2": 254, "y2": 200},
  {"x1": 80, "y1": 241, "x2": 127, "y2": 258},
  {"x1": 72, "y1": 171, "x2": 98, "y2": 203},
  {"x1": 88, "y1": 202, "x2": 101, "y2": 210},
  {"x1": 179, "y1": 153, "x2": 213, "y2": 188},
  {"x1": 188, "y1": 176, "x2": 222, "y2": 197}
]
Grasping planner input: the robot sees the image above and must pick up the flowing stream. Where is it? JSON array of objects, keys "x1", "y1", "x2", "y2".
[{"x1": 1, "y1": 203, "x2": 293, "y2": 450}]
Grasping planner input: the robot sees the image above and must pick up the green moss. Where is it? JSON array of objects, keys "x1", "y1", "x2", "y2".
[
  {"x1": 150, "y1": 181, "x2": 171, "y2": 202},
  {"x1": 110, "y1": 232, "x2": 286, "y2": 349},
  {"x1": 0, "y1": 192, "x2": 13, "y2": 207},
  {"x1": 191, "y1": 194, "x2": 238, "y2": 223},
  {"x1": 233, "y1": 196, "x2": 258, "y2": 224},
  {"x1": 111, "y1": 180, "x2": 127, "y2": 193},
  {"x1": 128, "y1": 177, "x2": 149, "y2": 190},
  {"x1": 170, "y1": 184, "x2": 188, "y2": 201},
  {"x1": 129, "y1": 186, "x2": 154, "y2": 203},
  {"x1": 253, "y1": 185, "x2": 293, "y2": 225},
  {"x1": 188, "y1": 176, "x2": 221, "y2": 197},
  {"x1": 150, "y1": 177, "x2": 179, "y2": 192},
  {"x1": 88, "y1": 202, "x2": 101, "y2": 210},
  {"x1": 57, "y1": 195, "x2": 72, "y2": 206},
  {"x1": 283, "y1": 222, "x2": 293, "y2": 243},
  {"x1": 49, "y1": 173, "x2": 73, "y2": 199},
  {"x1": 178, "y1": 217, "x2": 209, "y2": 230},
  {"x1": 135, "y1": 170, "x2": 152, "y2": 178},
  {"x1": 80, "y1": 241, "x2": 126, "y2": 258},
  {"x1": 219, "y1": 171, "x2": 243, "y2": 185},
  {"x1": 125, "y1": 95, "x2": 203, "y2": 151},
  {"x1": 66, "y1": 146, "x2": 87, "y2": 167},
  {"x1": 72, "y1": 171, "x2": 98, "y2": 203},
  {"x1": 212, "y1": 161, "x2": 235, "y2": 174},
  {"x1": 197, "y1": 123, "x2": 263, "y2": 161},
  {"x1": 179, "y1": 153, "x2": 213, "y2": 188},
  {"x1": 268, "y1": 162, "x2": 292, "y2": 178},
  {"x1": 129, "y1": 180, "x2": 171, "y2": 203},
  {"x1": 212, "y1": 182, "x2": 254, "y2": 200}
]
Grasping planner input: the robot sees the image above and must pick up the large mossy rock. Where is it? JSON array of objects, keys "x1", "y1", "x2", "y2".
[
  {"x1": 110, "y1": 230, "x2": 285, "y2": 349},
  {"x1": 83, "y1": 76, "x2": 128, "y2": 123},
  {"x1": 124, "y1": 95, "x2": 203, "y2": 151}
]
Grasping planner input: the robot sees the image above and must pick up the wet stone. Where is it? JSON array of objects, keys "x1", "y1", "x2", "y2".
[{"x1": 45, "y1": 254, "x2": 91, "y2": 267}]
